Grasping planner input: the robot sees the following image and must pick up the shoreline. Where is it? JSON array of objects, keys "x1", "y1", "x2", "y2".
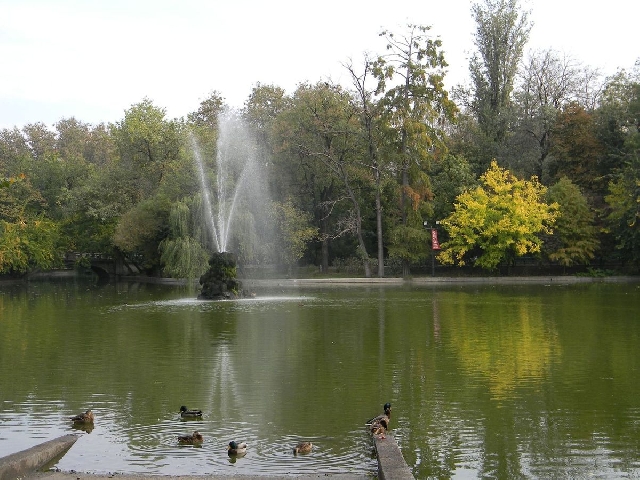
[
  {"x1": 244, "y1": 275, "x2": 640, "y2": 287},
  {"x1": 5, "y1": 271, "x2": 640, "y2": 287}
]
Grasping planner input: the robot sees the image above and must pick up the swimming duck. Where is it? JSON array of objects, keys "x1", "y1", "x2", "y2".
[
  {"x1": 179, "y1": 406, "x2": 203, "y2": 419},
  {"x1": 70, "y1": 409, "x2": 94, "y2": 424},
  {"x1": 293, "y1": 441, "x2": 313, "y2": 455},
  {"x1": 178, "y1": 431, "x2": 204, "y2": 445},
  {"x1": 366, "y1": 402, "x2": 391, "y2": 427},
  {"x1": 227, "y1": 441, "x2": 248, "y2": 456}
]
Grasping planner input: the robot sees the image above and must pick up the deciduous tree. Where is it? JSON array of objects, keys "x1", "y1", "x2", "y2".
[
  {"x1": 345, "y1": 56, "x2": 390, "y2": 277},
  {"x1": 271, "y1": 199, "x2": 318, "y2": 274},
  {"x1": 469, "y1": 0, "x2": 531, "y2": 144},
  {"x1": 512, "y1": 49, "x2": 602, "y2": 180},
  {"x1": 273, "y1": 82, "x2": 372, "y2": 276},
  {"x1": 374, "y1": 24, "x2": 457, "y2": 276},
  {"x1": 0, "y1": 176, "x2": 61, "y2": 274},
  {"x1": 602, "y1": 69, "x2": 640, "y2": 266},
  {"x1": 548, "y1": 103, "x2": 603, "y2": 194},
  {"x1": 544, "y1": 177, "x2": 598, "y2": 266},
  {"x1": 439, "y1": 161, "x2": 557, "y2": 270}
]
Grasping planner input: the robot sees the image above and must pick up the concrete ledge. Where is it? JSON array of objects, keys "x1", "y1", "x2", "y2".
[
  {"x1": 410, "y1": 275, "x2": 640, "y2": 284},
  {"x1": 241, "y1": 276, "x2": 640, "y2": 289},
  {"x1": 0, "y1": 435, "x2": 78, "y2": 480},
  {"x1": 27, "y1": 475, "x2": 366, "y2": 480},
  {"x1": 374, "y1": 434, "x2": 414, "y2": 479}
]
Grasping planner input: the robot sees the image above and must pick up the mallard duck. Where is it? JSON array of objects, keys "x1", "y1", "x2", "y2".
[
  {"x1": 179, "y1": 406, "x2": 203, "y2": 418},
  {"x1": 178, "y1": 431, "x2": 204, "y2": 445},
  {"x1": 293, "y1": 441, "x2": 313, "y2": 455},
  {"x1": 366, "y1": 402, "x2": 391, "y2": 426},
  {"x1": 227, "y1": 441, "x2": 247, "y2": 455},
  {"x1": 370, "y1": 417, "x2": 388, "y2": 438},
  {"x1": 70, "y1": 409, "x2": 94, "y2": 424}
]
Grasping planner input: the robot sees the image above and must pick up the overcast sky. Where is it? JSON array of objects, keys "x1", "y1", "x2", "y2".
[{"x1": 0, "y1": 0, "x2": 637, "y2": 129}]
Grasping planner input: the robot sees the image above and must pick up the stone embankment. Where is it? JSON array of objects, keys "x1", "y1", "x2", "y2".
[
  {"x1": 243, "y1": 275, "x2": 640, "y2": 289},
  {"x1": 0, "y1": 435, "x2": 78, "y2": 480}
]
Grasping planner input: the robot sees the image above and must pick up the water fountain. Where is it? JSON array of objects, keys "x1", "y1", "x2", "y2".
[
  {"x1": 193, "y1": 110, "x2": 270, "y2": 299},
  {"x1": 197, "y1": 251, "x2": 244, "y2": 300}
]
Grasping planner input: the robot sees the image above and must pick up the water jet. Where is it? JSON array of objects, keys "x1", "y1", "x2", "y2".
[{"x1": 193, "y1": 110, "x2": 271, "y2": 299}]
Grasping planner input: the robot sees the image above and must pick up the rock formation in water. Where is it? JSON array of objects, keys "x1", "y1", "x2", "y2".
[{"x1": 198, "y1": 252, "x2": 244, "y2": 300}]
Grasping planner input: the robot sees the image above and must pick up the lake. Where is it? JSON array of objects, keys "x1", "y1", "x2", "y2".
[{"x1": 1, "y1": 277, "x2": 639, "y2": 478}]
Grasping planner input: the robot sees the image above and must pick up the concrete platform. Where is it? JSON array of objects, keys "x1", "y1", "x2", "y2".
[
  {"x1": 0, "y1": 435, "x2": 78, "y2": 480},
  {"x1": 26, "y1": 474, "x2": 367, "y2": 480},
  {"x1": 373, "y1": 435, "x2": 414, "y2": 480}
]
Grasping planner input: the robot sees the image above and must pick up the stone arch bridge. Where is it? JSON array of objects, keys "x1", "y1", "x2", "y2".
[{"x1": 64, "y1": 252, "x2": 140, "y2": 279}]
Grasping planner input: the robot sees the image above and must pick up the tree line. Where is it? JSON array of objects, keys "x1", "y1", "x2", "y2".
[{"x1": 1, "y1": 0, "x2": 639, "y2": 277}]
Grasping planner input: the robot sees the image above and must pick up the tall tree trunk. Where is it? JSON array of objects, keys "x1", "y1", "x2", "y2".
[
  {"x1": 401, "y1": 126, "x2": 410, "y2": 278},
  {"x1": 317, "y1": 183, "x2": 333, "y2": 274},
  {"x1": 321, "y1": 216, "x2": 330, "y2": 273},
  {"x1": 343, "y1": 176, "x2": 371, "y2": 278},
  {"x1": 356, "y1": 219, "x2": 372, "y2": 278},
  {"x1": 375, "y1": 168, "x2": 384, "y2": 277},
  {"x1": 347, "y1": 60, "x2": 385, "y2": 277}
]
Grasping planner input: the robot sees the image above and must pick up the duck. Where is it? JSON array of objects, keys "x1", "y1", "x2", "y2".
[
  {"x1": 370, "y1": 417, "x2": 388, "y2": 438},
  {"x1": 367, "y1": 402, "x2": 391, "y2": 427},
  {"x1": 293, "y1": 441, "x2": 313, "y2": 455},
  {"x1": 178, "y1": 431, "x2": 204, "y2": 445},
  {"x1": 227, "y1": 440, "x2": 248, "y2": 456},
  {"x1": 179, "y1": 406, "x2": 203, "y2": 419},
  {"x1": 70, "y1": 409, "x2": 94, "y2": 424}
]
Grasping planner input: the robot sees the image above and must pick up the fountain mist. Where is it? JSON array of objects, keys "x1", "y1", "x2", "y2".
[{"x1": 191, "y1": 110, "x2": 272, "y2": 258}]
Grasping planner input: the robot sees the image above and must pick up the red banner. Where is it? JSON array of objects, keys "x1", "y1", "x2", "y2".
[{"x1": 431, "y1": 229, "x2": 441, "y2": 250}]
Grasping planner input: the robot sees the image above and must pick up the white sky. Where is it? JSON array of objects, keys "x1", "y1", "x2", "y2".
[{"x1": 0, "y1": 0, "x2": 637, "y2": 129}]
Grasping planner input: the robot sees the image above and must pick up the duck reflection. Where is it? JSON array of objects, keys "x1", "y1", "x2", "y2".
[{"x1": 71, "y1": 422, "x2": 94, "y2": 434}]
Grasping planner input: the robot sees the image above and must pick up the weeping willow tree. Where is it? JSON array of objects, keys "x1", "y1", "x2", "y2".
[{"x1": 159, "y1": 198, "x2": 210, "y2": 279}]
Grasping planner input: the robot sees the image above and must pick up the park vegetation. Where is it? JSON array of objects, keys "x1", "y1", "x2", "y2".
[{"x1": 1, "y1": 0, "x2": 639, "y2": 278}]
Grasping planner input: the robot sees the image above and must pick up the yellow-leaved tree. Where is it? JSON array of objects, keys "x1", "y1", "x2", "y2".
[{"x1": 439, "y1": 161, "x2": 558, "y2": 270}]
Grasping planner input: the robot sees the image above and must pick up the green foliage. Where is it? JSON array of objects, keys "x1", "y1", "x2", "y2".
[
  {"x1": 244, "y1": 84, "x2": 290, "y2": 137},
  {"x1": 188, "y1": 91, "x2": 226, "y2": 128},
  {"x1": 159, "y1": 236, "x2": 209, "y2": 279},
  {"x1": 386, "y1": 223, "x2": 431, "y2": 265},
  {"x1": 158, "y1": 199, "x2": 210, "y2": 279},
  {"x1": 112, "y1": 98, "x2": 182, "y2": 201},
  {"x1": 469, "y1": 0, "x2": 531, "y2": 143},
  {"x1": 113, "y1": 197, "x2": 170, "y2": 273},
  {"x1": 0, "y1": 218, "x2": 62, "y2": 274},
  {"x1": 430, "y1": 154, "x2": 477, "y2": 221},
  {"x1": 439, "y1": 161, "x2": 557, "y2": 270},
  {"x1": 575, "y1": 267, "x2": 616, "y2": 277},
  {"x1": 3, "y1": 37, "x2": 640, "y2": 277},
  {"x1": 605, "y1": 157, "x2": 640, "y2": 266},
  {"x1": 374, "y1": 24, "x2": 456, "y2": 174},
  {"x1": 374, "y1": 24, "x2": 457, "y2": 274},
  {"x1": 1, "y1": 174, "x2": 26, "y2": 189},
  {"x1": 545, "y1": 177, "x2": 598, "y2": 266},
  {"x1": 0, "y1": 173, "x2": 46, "y2": 222},
  {"x1": 548, "y1": 103, "x2": 603, "y2": 191},
  {"x1": 113, "y1": 199, "x2": 167, "y2": 252},
  {"x1": 272, "y1": 82, "x2": 364, "y2": 270},
  {"x1": 271, "y1": 199, "x2": 318, "y2": 270}
]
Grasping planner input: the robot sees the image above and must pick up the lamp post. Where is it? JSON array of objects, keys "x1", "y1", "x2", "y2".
[{"x1": 423, "y1": 220, "x2": 441, "y2": 276}]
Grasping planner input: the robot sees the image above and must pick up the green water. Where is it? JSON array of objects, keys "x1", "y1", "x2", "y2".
[{"x1": 1, "y1": 278, "x2": 639, "y2": 478}]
